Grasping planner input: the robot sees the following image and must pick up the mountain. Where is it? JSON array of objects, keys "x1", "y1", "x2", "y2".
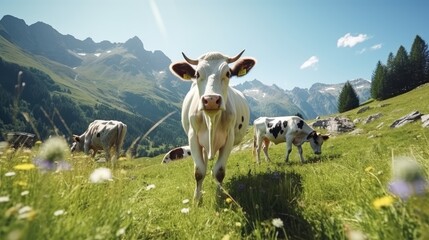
[
  {"x1": 0, "y1": 15, "x2": 190, "y2": 157},
  {"x1": 236, "y1": 79, "x2": 371, "y2": 119}
]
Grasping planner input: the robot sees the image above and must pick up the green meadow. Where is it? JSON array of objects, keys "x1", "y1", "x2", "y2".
[{"x1": 1, "y1": 84, "x2": 429, "y2": 240}]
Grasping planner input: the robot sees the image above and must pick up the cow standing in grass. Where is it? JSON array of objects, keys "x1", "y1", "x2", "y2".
[
  {"x1": 71, "y1": 120, "x2": 127, "y2": 162},
  {"x1": 170, "y1": 50, "x2": 255, "y2": 203},
  {"x1": 253, "y1": 116, "x2": 329, "y2": 164}
]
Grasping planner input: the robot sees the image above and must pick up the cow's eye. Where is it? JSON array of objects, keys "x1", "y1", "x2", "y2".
[
  {"x1": 195, "y1": 71, "x2": 200, "y2": 79},
  {"x1": 226, "y1": 71, "x2": 231, "y2": 78}
]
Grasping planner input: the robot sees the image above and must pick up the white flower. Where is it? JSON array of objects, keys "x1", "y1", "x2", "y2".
[
  {"x1": 21, "y1": 190, "x2": 30, "y2": 196},
  {"x1": 182, "y1": 199, "x2": 190, "y2": 204},
  {"x1": 53, "y1": 209, "x2": 66, "y2": 216},
  {"x1": 0, "y1": 196, "x2": 10, "y2": 203},
  {"x1": 116, "y1": 227, "x2": 126, "y2": 237},
  {"x1": 272, "y1": 218, "x2": 284, "y2": 228},
  {"x1": 146, "y1": 184, "x2": 156, "y2": 190},
  {"x1": 5, "y1": 171, "x2": 16, "y2": 177},
  {"x1": 89, "y1": 167, "x2": 113, "y2": 183},
  {"x1": 181, "y1": 208, "x2": 190, "y2": 214}
]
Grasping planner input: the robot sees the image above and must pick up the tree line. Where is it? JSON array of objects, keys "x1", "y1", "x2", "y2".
[{"x1": 338, "y1": 35, "x2": 429, "y2": 113}]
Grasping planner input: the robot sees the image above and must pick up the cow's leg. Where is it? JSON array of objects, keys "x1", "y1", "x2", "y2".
[
  {"x1": 297, "y1": 145, "x2": 305, "y2": 164},
  {"x1": 285, "y1": 138, "x2": 293, "y2": 163},
  {"x1": 213, "y1": 130, "x2": 234, "y2": 197},
  {"x1": 255, "y1": 135, "x2": 263, "y2": 163},
  {"x1": 189, "y1": 131, "x2": 206, "y2": 204},
  {"x1": 262, "y1": 138, "x2": 271, "y2": 162}
]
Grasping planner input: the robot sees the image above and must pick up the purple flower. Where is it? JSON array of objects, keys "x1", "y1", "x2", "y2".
[{"x1": 388, "y1": 179, "x2": 428, "y2": 200}]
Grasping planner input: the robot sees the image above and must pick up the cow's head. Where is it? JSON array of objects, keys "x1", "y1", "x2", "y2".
[
  {"x1": 70, "y1": 135, "x2": 82, "y2": 152},
  {"x1": 307, "y1": 131, "x2": 329, "y2": 155},
  {"x1": 170, "y1": 50, "x2": 256, "y2": 112}
]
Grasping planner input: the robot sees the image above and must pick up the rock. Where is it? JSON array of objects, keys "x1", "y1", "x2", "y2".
[
  {"x1": 421, "y1": 114, "x2": 429, "y2": 128},
  {"x1": 357, "y1": 106, "x2": 370, "y2": 114},
  {"x1": 364, "y1": 113, "x2": 383, "y2": 124},
  {"x1": 327, "y1": 117, "x2": 355, "y2": 133},
  {"x1": 349, "y1": 128, "x2": 364, "y2": 135},
  {"x1": 390, "y1": 111, "x2": 423, "y2": 128}
]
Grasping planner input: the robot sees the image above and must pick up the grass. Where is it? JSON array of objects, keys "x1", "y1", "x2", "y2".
[{"x1": 1, "y1": 84, "x2": 429, "y2": 239}]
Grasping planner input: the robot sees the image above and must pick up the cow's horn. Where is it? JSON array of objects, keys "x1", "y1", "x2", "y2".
[
  {"x1": 182, "y1": 52, "x2": 198, "y2": 65},
  {"x1": 227, "y1": 49, "x2": 245, "y2": 63}
]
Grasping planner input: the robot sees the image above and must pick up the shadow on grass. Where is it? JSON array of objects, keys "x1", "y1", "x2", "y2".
[{"x1": 224, "y1": 171, "x2": 314, "y2": 239}]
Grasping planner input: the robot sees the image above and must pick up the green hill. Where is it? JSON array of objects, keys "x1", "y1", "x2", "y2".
[{"x1": 1, "y1": 84, "x2": 428, "y2": 239}]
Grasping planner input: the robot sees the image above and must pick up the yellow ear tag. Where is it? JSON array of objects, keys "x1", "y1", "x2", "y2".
[
  {"x1": 183, "y1": 74, "x2": 192, "y2": 80},
  {"x1": 238, "y1": 68, "x2": 247, "y2": 77}
]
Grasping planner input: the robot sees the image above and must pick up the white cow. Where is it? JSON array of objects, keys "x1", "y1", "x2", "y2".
[
  {"x1": 170, "y1": 50, "x2": 255, "y2": 203},
  {"x1": 71, "y1": 120, "x2": 127, "y2": 162},
  {"x1": 253, "y1": 116, "x2": 329, "y2": 164}
]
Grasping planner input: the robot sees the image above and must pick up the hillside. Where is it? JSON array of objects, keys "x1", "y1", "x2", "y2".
[{"x1": 1, "y1": 82, "x2": 427, "y2": 239}]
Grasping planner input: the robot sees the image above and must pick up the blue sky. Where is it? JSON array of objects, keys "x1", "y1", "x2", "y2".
[{"x1": 1, "y1": 0, "x2": 429, "y2": 90}]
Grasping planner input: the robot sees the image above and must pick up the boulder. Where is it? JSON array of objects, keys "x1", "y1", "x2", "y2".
[
  {"x1": 357, "y1": 106, "x2": 370, "y2": 114},
  {"x1": 390, "y1": 111, "x2": 423, "y2": 128},
  {"x1": 327, "y1": 117, "x2": 355, "y2": 133},
  {"x1": 364, "y1": 113, "x2": 383, "y2": 124}
]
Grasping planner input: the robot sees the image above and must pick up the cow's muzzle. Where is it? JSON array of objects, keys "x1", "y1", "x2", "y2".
[
  {"x1": 202, "y1": 95, "x2": 222, "y2": 110},
  {"x1": 314, "y1": 151, "x2": 321, "y2": 155}
]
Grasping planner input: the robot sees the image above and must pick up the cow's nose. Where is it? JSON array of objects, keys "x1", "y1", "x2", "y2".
[
  {"x1": 202, "y1": 95, "x2": 221, "y2": 110},
  {"x1": 315, "y1": 151, "x2": 321, "y2": 155}
]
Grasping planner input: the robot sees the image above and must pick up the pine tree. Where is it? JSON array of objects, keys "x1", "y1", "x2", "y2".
[
  {"x1": 409, "y1": 35, "x2": 429, "y2": 87},
  {"x1": 338, "y1": 81, "x2": 360, "y2": 113},
  {"x1": 371, "y1": 61, "x2": 387, "y2": 100},
  {"x1": 392, "y1": 46, "x2": 411, "y2": 95}
]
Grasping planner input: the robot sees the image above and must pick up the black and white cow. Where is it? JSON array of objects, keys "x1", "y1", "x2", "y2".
[
  {"x1": 161, "y1": 146, "x2": 192, "y2": 164},
  {"x1": 253, "y1": 116, "x2": 329, "y2": 163}
]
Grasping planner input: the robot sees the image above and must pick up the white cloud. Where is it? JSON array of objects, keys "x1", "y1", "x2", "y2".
[
  {"x1": 337, "y1": 33, "x2": 369, "y2": 48},
  {"x1": 300, "y1": 56, "x2": 319, "y2": 70},
  {"x1": 371, "y1": 43, "x2": 382, "y2": 50}
]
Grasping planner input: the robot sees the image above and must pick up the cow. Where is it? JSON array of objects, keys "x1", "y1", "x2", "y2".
[
  {"x1": 71, "y1": 120, "x2": 127, "y2": 162},
  {"x1": 161, "y1": 146, "x2": 192, "y2": 164},
  {"x1": 253, "y1": 116, "x2": 329, "y2": 164},
  {"x1": 170, "y1": 50, "x2": 255, "y2": 203}
]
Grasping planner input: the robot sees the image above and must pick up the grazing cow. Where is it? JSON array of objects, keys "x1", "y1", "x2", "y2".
[
  {"x1": 71, "y1": 120, "x2": 127, "y2": 161},
  {"x1": 253, "y1": 116, "x2": 329, "y2": 164},
  {"x1": 170, "y1": 50, "x2": 255, "y2": 203},
  {"x1": 161, "y1": 146, "x2": 192, "y2": 164}
]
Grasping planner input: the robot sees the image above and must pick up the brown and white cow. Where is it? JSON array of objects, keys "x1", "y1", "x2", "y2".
[
  {"x1": 71, "y1": 120, "x2": 127, "y2": 162},
  {"x1": 161, "y1": 146, "x2": 192, "y2": 164},
  {"x1": 170, "y1": 50, "x2": 255, "y2": 203},
  {"x1": 253, "y1": 116, "x2": 329, "y2": 164}
]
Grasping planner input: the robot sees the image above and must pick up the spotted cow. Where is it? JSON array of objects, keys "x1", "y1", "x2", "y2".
[
  {"x1": 253, "y1": 116, "x2": 329, "y2": 164},
  {"x1": 170, "y1": 50, "x2": 255, "y2": 203},
  {"x1": 161, "y1": 146, "x2": 192, "y2": 164},
  {"x1": 71, "y1": 120, "x2": 127, "y2": 162}
]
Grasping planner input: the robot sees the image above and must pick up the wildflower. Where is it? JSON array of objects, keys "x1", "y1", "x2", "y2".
[
  {"x1": 0, "y1": 196, "x2": 10, "y2": 203},
  {"x1": 116, "y1": 228, "x2": 126, "y2": 237},
  {"x1": 18, "y1": 206, "x2": 36, "y2": 220},
  {"x1": 372, "y1": 195, "x2": 394, "y2": 209},
  {"x1": 181, "y1": 208, "x2": 190, "y2": 214},
  {"x1": 53, "y1": 209, "x2": 66, "y2": 216},
  {"x1": 89, "y1": 167, "x2": 113, "y2": 183},
  {"x1": 365, "y1": 166, "x2": 374, "y2": 172},
  {"x1": 14, "y1": 163, "x2": 35, "y2": 170},
  {"x1": 235, "y1": 222, "x2": 242, "y2": 227},
  {"x1": 34, "y1": 136, "x2": 71, "y2": 171},
  {"x1": 118, "y1": 157, "x2": 127, "y2": 161},
  {"x1": 5, "y1": 171, "x2": 16, "y2": 177},
  {"x1": 388, "y1": 156, "x2": 428, "y2": 200},
  {"x1": 225, "y1": 197, "x2": 233, "y2": 204},
  {"x1": 15, "y1": 181, "x2": 28, "y2": 187},
  {"x1": 21, "y1": 191, "x2": 29, "y2": 196},
  {"x1": 182, "y1": 199, "x2": 190, "y2": 204},
  {"x1": 272, "y1": 218, "x2": 284, "y2": 228},
  {"x1": 146, "y1": 184, "x2": 156, "y2": 190}
]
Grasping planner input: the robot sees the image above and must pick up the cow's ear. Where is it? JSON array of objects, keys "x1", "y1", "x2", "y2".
[
  {"x1": 306, "y1": 131, "x2": 316, "y2": 140},
  {"x1": 170, "y1": 62, "x2": 196, "y2": 81},
  {"x1": 231, "y1": 58, "x2": 256, "y2": 77},
  {"x1": 322, "y1": 134, "x2": 329, "y2": 141},
  {"x1": 73, "y1": 135, "x2": 80, "y2": 142}
]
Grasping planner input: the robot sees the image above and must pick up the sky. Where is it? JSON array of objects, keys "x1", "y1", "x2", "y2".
[{"x1": 1, "y1": 0, "x2": 429, "y2": 90}]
